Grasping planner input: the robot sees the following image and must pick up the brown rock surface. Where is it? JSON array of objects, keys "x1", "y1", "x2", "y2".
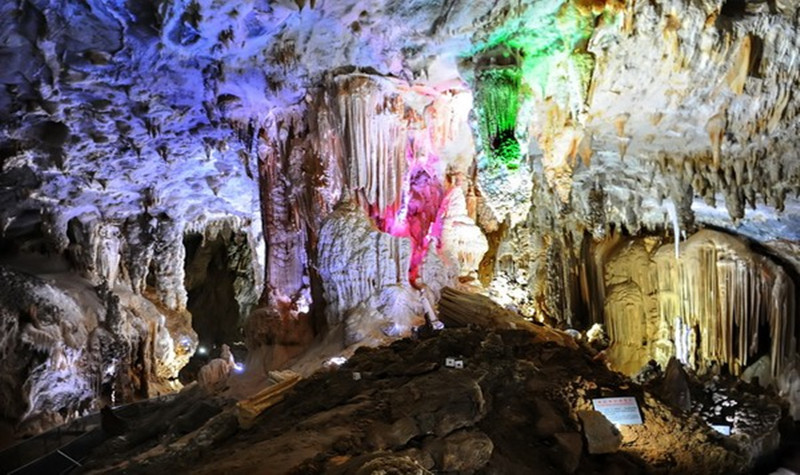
[
  {"x1": 79, "y1": 327, "x2": 764, "y2": 474},
  {"x1": 578, "y1": 410, "x2": 622, "y2": 454}
]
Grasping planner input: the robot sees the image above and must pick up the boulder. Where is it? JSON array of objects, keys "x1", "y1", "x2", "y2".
[
  {"x1": 578, "y1": 410, "x2": 621, "y2": 454},
  {"x1": 552, "y1": 432, "x2": 583, "y2": 473},
  {"x1": 661, "y1": 357, "x2": 692, "y2": 412},
  {"x1": 425, "y1": 429, "x2": 493, "y2": 472},
  {"x1": 390, "y1": 370, "x2": 485, "y2": 436},
  {"x1": 741, "y1": 355, "x2": 774, "y2": 388}
]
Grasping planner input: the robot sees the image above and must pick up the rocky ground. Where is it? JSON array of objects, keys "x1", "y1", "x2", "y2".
[{"x1": 74, "y1": 323, "x2": 800, "y2": 475}]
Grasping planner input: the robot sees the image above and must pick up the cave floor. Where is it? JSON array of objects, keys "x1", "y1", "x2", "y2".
[{"x1": 70, "y1": 325, "x2": 794, "y2": 474}]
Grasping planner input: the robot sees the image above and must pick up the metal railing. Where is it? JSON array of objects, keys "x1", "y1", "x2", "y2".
[
  {"x1": 7, "y1": 429, "x2": 105, "y2": 475},
  {"x1": 0, "y1": 392, "x2": 180, "y2": 474}
]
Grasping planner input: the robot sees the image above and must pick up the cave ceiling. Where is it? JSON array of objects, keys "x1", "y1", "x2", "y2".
[{"x1": 1, "y1": 0, "x2": 799, "y2": 246}]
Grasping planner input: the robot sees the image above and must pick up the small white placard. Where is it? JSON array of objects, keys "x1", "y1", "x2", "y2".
[
  {"x1": 454, "y1": 360, "x2": 464, "y2": 369},
  {"x1": 711, "y1": 424, "x2": 731, "y2": 436},
  {"x1": 352, "y1": 372, "x2": 361, "y2": 381},
  {"x1": 592, "y1": 397, "x2": 643, "y2": 425},
  {"x1": 445, "y1": 357, "x2": 456, "y2": 367}
]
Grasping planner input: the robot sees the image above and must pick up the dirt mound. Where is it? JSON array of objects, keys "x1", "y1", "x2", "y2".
[{"x1": 85, "y1": 326, "x2": 761, "y2": 474}]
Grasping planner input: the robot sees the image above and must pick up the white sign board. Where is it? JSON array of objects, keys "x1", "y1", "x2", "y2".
[
  {"x1": 445, "y1": 357, "x2": 464, "y2": 368},
  {"x1": 592, "y1": 397, "x2": 643, "y2": 425},
  {"x1": 710, "y1": 424, "x2": 731, "y2": 436}
]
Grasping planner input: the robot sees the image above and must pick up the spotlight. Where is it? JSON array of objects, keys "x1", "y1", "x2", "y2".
[
  {"x1": 197, "y1": 346, "x2": 207, "y2": 355},
  {"x1": 233, "y1": 362, "x2": 245, "y2": 373}
]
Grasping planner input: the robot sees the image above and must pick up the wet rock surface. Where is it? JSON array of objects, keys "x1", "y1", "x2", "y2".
[{"x1": 79, "y1": 327, "x2": 770, "y2": 474}]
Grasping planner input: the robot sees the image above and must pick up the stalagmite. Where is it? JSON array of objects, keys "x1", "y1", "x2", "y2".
[
  {"x1": 601, "y1": 237, "x2": 664, "y2": 375},
  {"x1": 317, "y1": 201, "x2": 419, "y2": 344},
  {"x1": 440, "y1": 188, "x2": 489, "y2": 279}
]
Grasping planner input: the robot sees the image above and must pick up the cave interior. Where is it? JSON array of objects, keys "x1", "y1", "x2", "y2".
[{"x1": 1, "y1": 0, "x2": 800, "y2": 473}]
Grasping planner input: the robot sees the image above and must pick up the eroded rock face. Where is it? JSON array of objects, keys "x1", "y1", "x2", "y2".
[{"x1": 0, "y1": 262, "x2": 194, "y2": 436}]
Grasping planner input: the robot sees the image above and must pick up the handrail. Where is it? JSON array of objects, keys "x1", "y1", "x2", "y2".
[
  {"x1": 7, "y1": 428, "x2": 104, "y2": 475},
  {"x1": 0, "y1": 391, "x2": 180, "y2": 474}
]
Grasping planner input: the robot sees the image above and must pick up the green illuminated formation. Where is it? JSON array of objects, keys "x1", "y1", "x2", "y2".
[
  {"x1": 469, "y1": 1, "x2": 621, "y2": 169},
  {"x1": 475, "y1": 65, "x2": 523, "y2": 169},
  {"x1": 476, "y1": 1, "x2": 607, "y2": 97}
]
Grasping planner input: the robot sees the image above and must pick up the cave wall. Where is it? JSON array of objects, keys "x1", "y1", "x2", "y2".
[
  {"x1": 0, "y1": 257, "x2": 193, "y2": 436},
  {"x1": 454, "y1": 0, "x2": 800, "y2": 337}
]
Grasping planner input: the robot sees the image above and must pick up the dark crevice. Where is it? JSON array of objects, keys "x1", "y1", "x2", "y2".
[
  {"x1": 180, "y1": 230, "x2": 256, "y2": 382},
  {"x1": 183, "y1": 232, "x2": 241, "y2": 349},
  {"x1": 720, "y1": 0, "x2": 748, "y2": 18}
]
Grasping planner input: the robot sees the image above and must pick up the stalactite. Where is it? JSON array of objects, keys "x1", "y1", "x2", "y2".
[
  {"x1": 334, "y1": 75, "x2": 407, "y2": 214},
  {"x1": 599, "y1": 230, "x2": 797, "y2": 379},
  {"x1": 663, "y1": 198, "x2": 681, "y2": 259},
  {"x1": 320, "y1": 74, "x2": 478, "y2": 287},
  {"x1": 426, "y1": 90, "x2": 475, "y2": 169},
  {"x1": 474, "y1": 65, "x2": 522, "y2": 169},
  {"x1": 652, "y1": 230, "x2": 796, "y2": 376},
  {"x1": 725, "y1": 35, "x2": 752, "y2": 95},
  {"x1": 313, "y1": 72, "x2": 481, "y2": 343}
]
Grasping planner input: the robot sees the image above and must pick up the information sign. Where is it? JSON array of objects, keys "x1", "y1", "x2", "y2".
[{"x1": 592, "y1": 397, "x2": 643, "y2": 425}]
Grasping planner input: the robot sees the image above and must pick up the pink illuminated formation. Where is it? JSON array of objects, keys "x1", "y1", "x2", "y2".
[{"x1": 369, "y1": 141, "x2": 453, "y2": 286}]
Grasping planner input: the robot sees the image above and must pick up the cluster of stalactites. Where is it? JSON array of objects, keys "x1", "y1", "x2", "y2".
[
  {"x1": 474, "y1": 66, "x2": 522, "y2": 169},
  {"x1": 652, "y1": 230, "x2": 797, "y2": 377},
  {"x1": 334, "y1": 74, "x2": 408, "y2": 214},
  {"x1": 324, "y1": 74, "x2": 483, "y2": 285}
]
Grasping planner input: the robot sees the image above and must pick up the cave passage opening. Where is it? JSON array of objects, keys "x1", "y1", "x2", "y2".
[{"x1": 180, "y1": 228, "x2": 257, "y2": 382}]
